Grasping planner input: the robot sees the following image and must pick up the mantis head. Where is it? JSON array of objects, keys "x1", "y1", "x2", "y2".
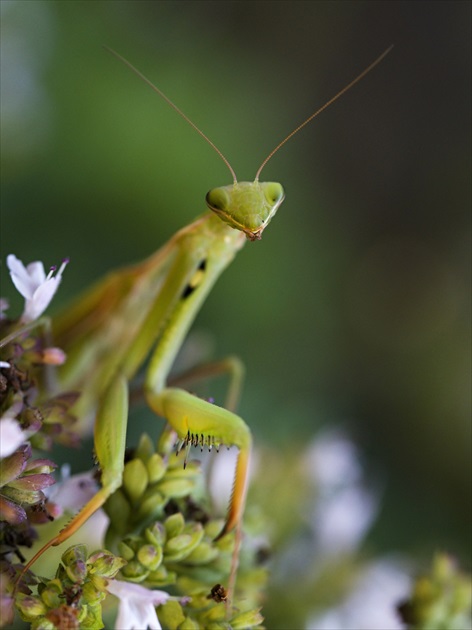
[
  {"x1": 106, "y1": 46, "x2": 392, "y2": 241},
  {"x1": 206, "y1": 181, "x2": 285, "y2": 241}
]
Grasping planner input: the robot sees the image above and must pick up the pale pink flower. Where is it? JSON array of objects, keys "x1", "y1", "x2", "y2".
[
  {"x1": 0, "y1": 401, "x2": 29, "y2": 458},
  {"x1": 46, "y1": 466, "x2": 109, "y2": 547},
  {"x1": 106, "y1": 579, "x2": 170, "y2": 630},
  {"x1": 7, "y1": 254, "x2": 68, "y2": 322}
]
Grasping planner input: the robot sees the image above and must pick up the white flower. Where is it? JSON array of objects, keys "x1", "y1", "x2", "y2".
[
  {"x1": 0, "y1": 417, "x2": 29, "y2": 458},
  {"x1": 46, "y1": 466, "x2": 109, "y2": 548},
  {"x1": 106, "y1": 579, "x2": 170, "y2": 630},
  {"x1": 7, "y1": 254, "x2": 68, "y2": 322},
  {"x1": 47, "y1": 465, "x2": 99, "y2": 512},
  {"x1": 307, "y1": 559, "x2": 411, "y2": 630},
  {"x1": 0, "y1": 401, "x2": 29, "y2": 458},
  {"x1": 313, "y1": 485, "x2": 378, "y2": 555},
  {"x1": 305, "y1": 429, "x2": 362, "y2": 489},
  {"x1": 304, "y1": 430, "x2": 379, "y2": 556}
]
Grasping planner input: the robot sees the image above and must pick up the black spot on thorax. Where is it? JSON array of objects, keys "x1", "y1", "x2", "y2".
[{"x1": 182, "y1": 259, "x2": 207, "y2": 299}]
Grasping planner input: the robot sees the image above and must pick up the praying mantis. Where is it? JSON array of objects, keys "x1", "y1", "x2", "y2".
[{"x1": 18, "y1": 46, "x2": 392, "y2": 601}]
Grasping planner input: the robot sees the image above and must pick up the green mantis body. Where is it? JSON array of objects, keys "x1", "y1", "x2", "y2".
[
  {"x1": 52, "y1": 194, "x2": 278, "y2": 541},
  {"x1": 20, "y1": 47, "x2": 392, "y2": 600}
]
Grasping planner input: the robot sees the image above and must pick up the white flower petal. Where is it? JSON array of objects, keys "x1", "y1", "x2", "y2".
[
  {"x1": 313, "y1": 486, "x2": 378, "y2": 555},
  {"x1": 6, "y1": 255, "x2": 68, "y2": 323},
  {"x1": 107, "y1": 579, "x2": 169, "y2": 630},
  {"x1": 0, "y1": 417, "x2": 28, "y2": 458},
  {"x1": 7, "y1": 255, "x2": 39, "y2": 299},
  {"x1": 305, "y1": 430, "x2": 362, "y2": 489},
  {"x1": 307, "y1": 560, "x2": 411, "y2": 630},
  {"x1": 6, "y1": 254, "x2": 28, "y2": 277},
  {"x1": 107, "y1": 579, "x2": 170, "y2": 604},
  {"x1": 49, "y1": 470, "x2": 98, "y2": 510},
  {"x1": 129, "y1": 599, "x2": 161, "y2": 630},
  {"x1": 114, "y1": 597, "x2": 134, "y2": 630},
  {"x1": 25, "y1": 260, "x2": 47, "y2": 286},
  {"x1": 22, "y1": 278, "x2": 60, "y2": 322}
]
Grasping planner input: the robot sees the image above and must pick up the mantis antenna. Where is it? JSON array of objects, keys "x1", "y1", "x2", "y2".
[
  {"x1": 255, "y1": 45, "x2": 394, "y2": 180},
  {"x1": 105, "y1": 45, "x2": 393, "y2": 184},
  {"x1": 104, "y1": 46, "x2": 238, "y2": 184}
]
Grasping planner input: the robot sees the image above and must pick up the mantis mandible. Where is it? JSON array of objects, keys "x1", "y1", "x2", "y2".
[{"x1": 20, "y1": 46, "x2": 392, "y2": 597}]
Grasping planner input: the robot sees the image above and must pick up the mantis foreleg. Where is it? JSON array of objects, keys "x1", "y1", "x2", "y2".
[
  {"x1": 20, "y1": 373, "x2": 129, "y2": 572},
  {"x1": 169, "y1": 355, "x2": 245, "y2": 413}
]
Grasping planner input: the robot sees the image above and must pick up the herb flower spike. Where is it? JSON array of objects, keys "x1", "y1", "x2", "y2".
[{"x1": 7, "y1": 255, "x2": 69, "y2": 322}]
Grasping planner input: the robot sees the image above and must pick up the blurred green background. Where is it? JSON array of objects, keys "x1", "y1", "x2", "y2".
[{"x1": 1, "y1": 0, "x2": 470, "y2": 591}]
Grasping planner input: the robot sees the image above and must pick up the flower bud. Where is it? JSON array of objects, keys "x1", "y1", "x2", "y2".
[
  {"x1": 38, "y1": 580, "x2": 62, "y2": 609},
  {"x1": 146, "y1": 453, "x2": 166, "y2": 483},
  {"x1": 184, "y1": 541, "x2": 219, "y2": 565},
  {"x1": 135, "y1": 490, "x2": 165, "y2": 522},
  {"x1": 137, "y1": 544, "x2": 163, "y2": 571},
  {"x1": 231, "y1": 608, "x2": 265, "y2": 629},
  {"x1": 164, "y1": 512, "x2": 185, "y2": 538},
  {"x1": 164, "y1": 524, "x2": 204, "y2": 562},
  {"x1": 123, "y1": 458, "x2": 148, "y2": 504},
  {"x1": 144, "y1": 521, "x2": 166, "y2": 547},
  {"x1": 87, "y1": 549, "x2": 126, "y2": 578},
  {"x1": 104, "y1": 488, "x2": 131, "y2": 534},
  {"x1": 117, "y1": 540, "x2": 135, "y2": 561},
  {"x1": 16, "y1": 594, "x2": 46, "y2": 621}
]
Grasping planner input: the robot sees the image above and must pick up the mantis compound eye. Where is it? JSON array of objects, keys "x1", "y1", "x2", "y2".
[
  {"x1": 206, "y1": 187, "x2": 229, "y2": 212},
  {"x1": 263, "y1": 182, "x2": 284, "y2": 206}
]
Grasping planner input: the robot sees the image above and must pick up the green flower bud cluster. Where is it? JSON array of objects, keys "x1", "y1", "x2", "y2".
[
  {"x1": 15, "y1": 544, "x2": 126, "y2": 630},
  {"x1": 103, "y1": 433, "x2": 202, "y2": 547},
  {"x1": 158, "y1": 597, "x2": 264, "y2": 630},
  {"x1": 118, "y1": 513, "x2": 219, "y2": 585},
  {"x1": 114, "y1": 512, "x2": 266, "y2": 628},
  {"x1": 398, "y1": 553, "x2": 472, "y2": 629},
  {"x1": 103, "y1": 433, "x2": 267, "y2": 628}
]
